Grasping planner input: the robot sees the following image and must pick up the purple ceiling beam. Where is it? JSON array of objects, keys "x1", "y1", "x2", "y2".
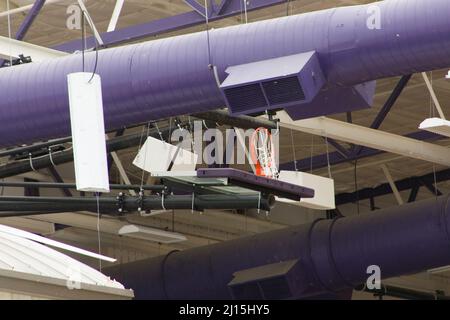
[
  {"x1": 280, "y1": 131, "x2": 444, "y2": 172},
  {"x1": 183, "y1": 0, "x2": 208, "y2": 17},
  {"x1": 55, "y1": 0, "x2": 287, "y2": 53},
  {"x1": 368, "y1": 75, "x2": 412, "y2": 130},
  {"x1": 15, "y1": 0, "x2": 46, "y2": 40},
  {"x1": 351, "y1": 74, "x2": 412, "y2": 156},
  {"x1": 324, "y1": 137, "x2": 350, "y2": 159},
  {"x1": 216, "y1": 0, "x2": 231, "y2": 15}
]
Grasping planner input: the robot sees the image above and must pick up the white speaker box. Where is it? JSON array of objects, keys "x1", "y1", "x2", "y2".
[
  {"x1": 67, "y1": 73, "x2": 110, "y2": 193},
  {"x1": 133, "y1": 136, "x2": 198, "y2": 174}
]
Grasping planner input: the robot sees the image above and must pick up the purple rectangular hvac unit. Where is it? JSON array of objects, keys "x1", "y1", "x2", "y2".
[{"x1": 220, "y1": 51, "x2": 326, "y2": 115}]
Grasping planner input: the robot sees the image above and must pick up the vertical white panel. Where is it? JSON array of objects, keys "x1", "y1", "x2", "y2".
[{"x1": 67, "y1": 72, "x2": 110, "y2": 192}]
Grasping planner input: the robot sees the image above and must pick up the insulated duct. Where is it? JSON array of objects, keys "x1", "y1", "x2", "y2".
[
  {"x1": 105, "y1": 195, "x2": 450, "y2": 300},
  {"x1": 0, "y1": 0, "x2": 449, "y2": 147}
]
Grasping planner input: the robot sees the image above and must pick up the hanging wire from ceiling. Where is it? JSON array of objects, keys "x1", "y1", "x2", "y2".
[
  {"x1": 243, "y1": 0, "x2": 248, "y2": 24},
  {"x1": 286, "y1": 0, "x2": 291, "y2": 16},
  {"x1": 81, "y1": 11, "x2": 85, "y2": 72},
  {"x1": 428, "y1": 71, "x2": 439, "y2": 200},
  {"x1": 324, "y1": 135, "x2": 332, "y2": 179},
  {"x1": 95, "y1": 192, "x2": 102, "y2": 271},
  {"x1": 354, "y1": 160, "x2": 360, "y2": 215},
  {"x1": 78, "y1": 5, "x2": 99, "y2": 83},
  {"x1": 309, "y1": 135, "x2": 314, "y2": 173},
  {"x1": 139, "y1": 123, "x2": 152, "y2": 192},
  {"x1": 290, "y1": 128, "x2": 298, "y2": 171},
  {"x1": 6, "y1": 0, "x2": 13, "y2": 67},
  {"x1": 204, "y1": 0, "x2": 213, "y2": 67}
]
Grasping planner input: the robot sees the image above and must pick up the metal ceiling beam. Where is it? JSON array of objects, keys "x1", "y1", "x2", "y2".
[
  {"x1": 335, "y1": 168, "x2": 450, "y2": 206},
  {"x1": 47, "y1": 166, "x2": 72, "y2": 197},
  {"x1": 0, "y1": 35, "x2": 66, "y2": 61},
  {"x1": 0, "y1": 0, "x2": 51, "y2": 66},
  {"x1": 407, "y1": 185, "x2": 420, "y2": 203},
  {"x1": 184, "y1": 0, "x2": 209, "y2": 17},
  {"x1": 279, "y1": 130, "x2": 443, "y2": 172},
  {"x1": 55, "y1": 0, "x2": 287, "y2": 52},
  {"x1": 352, "y1": 74, "x2": 413, "y2": 156},
  {"x1": 0, "y1": 0, "x2": 62, "y2": 18},
  {"x1": 323, "y1": 137, "x2": 350, "y2": 159},
  {"x1": 380, "y1": 164, "x2": 404, "y2": 205},
  {"x1": 15, "y1": 0, "x2": 46, "y2": 40},
  {"x1": 107, "y1": 0, "x2": 125, "y2": 32},
  {"x1": 278, "y1": 113, "x2": 450, "y2": 167}
]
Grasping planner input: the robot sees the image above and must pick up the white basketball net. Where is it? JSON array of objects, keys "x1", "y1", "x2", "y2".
[{"x1": 250, "y1": 128, "x2": 279, "y2": 179}]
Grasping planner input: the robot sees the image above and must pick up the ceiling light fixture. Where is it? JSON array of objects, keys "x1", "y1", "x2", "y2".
[
  {"x1": 419, "y1": 117, "x2": 450, "y2": 138},
  {"x1": 118, "y1": 225, "x2": 187, "y2": 244}
]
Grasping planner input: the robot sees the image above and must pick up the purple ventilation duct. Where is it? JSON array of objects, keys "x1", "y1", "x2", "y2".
[
  {"x1": 105, "y1": 195, "x2": 450, "y2": 300},
  {"x1": 0, "y1": 0, "x2": 450, "y2": 147}
]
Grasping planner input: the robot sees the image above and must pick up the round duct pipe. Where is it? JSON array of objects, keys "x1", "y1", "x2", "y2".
[{"x1": 104, "y1": 195, "x2": 450, "y2": 299}]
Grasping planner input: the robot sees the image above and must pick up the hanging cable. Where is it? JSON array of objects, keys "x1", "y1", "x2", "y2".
[
  {"x1": 309, "y1": 135, "x2": 314, "y2": 173},
  {"x1": 290, "y1": 129, "x2": 298, "y2": 171},
  {"x1": 161, "y1": 192, "x2": 167, "y2": 211},
  {"x1": 88, "y1": 35, "x2": 99, "y2": 83},
  {"x1": 324, "y1": 135, "x2": 332, "y2": 179},
  {"x1": 78, "y1": 5, "x2": 100, "y2": 82},
  {"x1": 257, "y1": 192, "x2": 261, "y2": 214},
  {"x1": 28, "y1": 153, "x2": 36, "y2": 172},
  {"x1": 139, "y1": 123, "x2": 152, "y2": 191},
  {"x1": 81, "y1": 8, "x2": 100, "y2": 83},
  {"x1": 430, "y1": 71, "x2": 435, "y2": 118},
  {"x1": 48, "y1": 147, "x2": 56, "y2": 167},
  {"x1": 6, "y1": 0, "x2": 12, "y2": 67},
  {"x1": 204, "y1": 0, "x2": 213, "y2": 67},
  {"x1": 154, "y1": 122, "x2": 164, "y2": 141},
  {"x1": 81, "y1": 10, "x2": 86, "y2": 72},
  {"x1": 354, "y1": 160, "x2": 360, "y2": 215},
  {"x1": 95, "y1": 192, "x2": 102, "y2": 271},
  {"x1": 428, "y1": 71, "x2": 439, "y2": 201},
  {"x1": 243, "y1": 0, "x2": 248, "y2": 24}
]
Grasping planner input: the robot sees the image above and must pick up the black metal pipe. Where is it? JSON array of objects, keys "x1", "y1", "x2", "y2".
[
  {"x1": 0, "y1": 136, "x2": 72, "y2": 158},
  {"x1": 0, "y1": 126, "x2": 172, "y2": 179},
  {"x1": 194, "y1": 110, "x2": 278, "y2": 130},
  {"x1": 0, "y1": 194, "x2": 275, "y2": 215},
  {"x1": 0, "y1": 181, "x2": 166, "y2": 192},
  {"x1": 0, "y1": 122, "x2": 147, "y2": 159}
]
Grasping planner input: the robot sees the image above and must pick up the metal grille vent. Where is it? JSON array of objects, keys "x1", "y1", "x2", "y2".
[
  {"x1": 224, "y1": 83, "x2": 268, "y2": 113},
  {"x1": 262, "y1": 76, "x2": 305, "y2": 105}
]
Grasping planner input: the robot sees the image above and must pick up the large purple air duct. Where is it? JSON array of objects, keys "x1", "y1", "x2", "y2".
[
  {"x1": 105, "y1": 195, "x2": 450, "y2": 300},
  {"x1": 0, "y1": 0, "x2": 450, "y2": 148}
]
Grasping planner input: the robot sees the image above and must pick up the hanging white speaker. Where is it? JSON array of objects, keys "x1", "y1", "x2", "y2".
[
  {"x1": 133, "y1": 136, "x2": 198, "y2": 175},
  {"x1": 67, "y1": 72, "x2": 110, "y2": 193}
]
